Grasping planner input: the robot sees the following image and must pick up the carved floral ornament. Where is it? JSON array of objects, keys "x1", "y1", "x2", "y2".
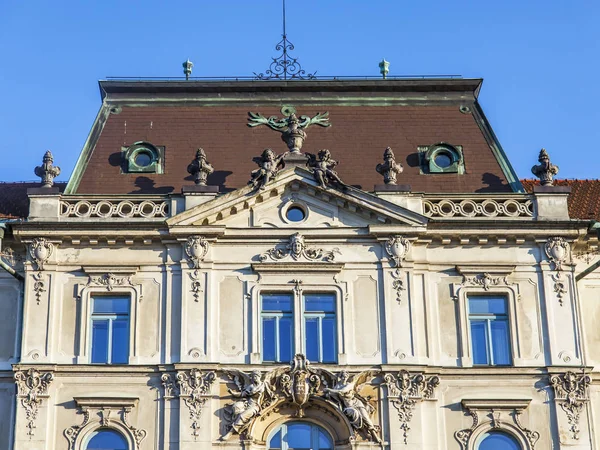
[
  {"x1": 545, "y1": 237, "x2": 570, "y2": 306},
  {"x1": 87, "y1": 273, "x2": 134, "y2": 291},
  {"x1": 14, "y1": 368, "x2": 54, "y2": 438},
  {"x1": 259, "y1": 233, "x2": 340, "y2": 262},
  {"x1": 550, "y1": 371, "x2": 591, "y2": 441},
  {"x1": 184, "y1": 235, "x2": 209, "y2": 269}
]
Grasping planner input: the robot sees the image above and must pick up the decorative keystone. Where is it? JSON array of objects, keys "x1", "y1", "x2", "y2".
[
  {"x1": 531, "y1": 148, "x2": 559, "y2": 186},
  {"x1": 34, "y1": 151, "x2": 61, "y2": 188}
]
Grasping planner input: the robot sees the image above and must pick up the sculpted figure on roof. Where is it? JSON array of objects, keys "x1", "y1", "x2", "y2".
[
  {"x1": 249, "y1": 148, "x2": 285, "y2": 191},
  {"x1": 306, "y1": 149, "x2": 347, "y2": 190},
  {"x1": 376, "y1": 147, "x2": 404, "y2": 185},
  {"x1": 187, "y1": 148, "x2": 214, "y2": 186}
]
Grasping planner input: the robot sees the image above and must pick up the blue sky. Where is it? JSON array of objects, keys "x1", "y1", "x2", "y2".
[{"x1": 1, "y1": 0, "x2": 599, "y2": 183}]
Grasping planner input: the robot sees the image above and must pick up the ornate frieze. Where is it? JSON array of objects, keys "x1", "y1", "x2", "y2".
[
  {"x1": 184, "y1": 235, "x2": 209, "y2": 269},
  {"x1": 384, "y1": 370, "x2": 440, "y2": 444},
  {"x1": 29, "y1": 238, "x2": 54, "y2": 271},
  {"x1": 34, "y1": 150, "x2": 61, "y2": 188},
  {"x1": 550, "y1": 371, "x2": 591, "y2": 440},
  {"x1": 306, "y1": 149, "x2": 347, "y2": 190},
  {"x1": 259, "y1": 233, "x2": 340, "y2": 262},
  {"x1": 187, "y1": 148, "x2": 214, "y2": 186},
  {"x1": 462, "y1": 273, "x2": 507, "y2": 291},
  {"x1": 15, "y1": 368, "x2": 54, "y2": 437},
  {"x1": 87, "y1": 273, "x2": 133, "y2": 291},
  {"x1": 531, "y1": 148, "x2": 559, "y2": 186},
  {"x1": 248, "y1": 148, "x2": 285, "y2": 191},
  {"x1": 376, "y1": 147, "x2": 404, "y2": 185}
]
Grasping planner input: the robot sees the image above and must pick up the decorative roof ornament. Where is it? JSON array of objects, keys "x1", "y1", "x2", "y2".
[
  {"x1": 248, "y1": 148, "x2": 285, "y2": 191},
  {"x1": 248, "y1": 106, "x2": 330, "y2": 154},
  {"x1": 531, "y1": 148, "x2": 559, "y2": 186},
  {"x1": 379, "y1": 58, "x2": 390, "y2": 79},
  {"x1": 254, "y1": 0, "x2": 316, "y2": 80},
  {"x1": 306, "y1": 149, "x2": 348, "y2": 190},
  {"x1": 34, "y1": 151, "x2": 61, "y2": 188},
  {"x1": 182, "y1": 59, "x2": 193, "y2": 80},
  {"x1": 376, "y1": 147, "x2": 404, "y2": 185},
  {"x1": 187, "y1": 148, "x2": 214, "y2": 186}
]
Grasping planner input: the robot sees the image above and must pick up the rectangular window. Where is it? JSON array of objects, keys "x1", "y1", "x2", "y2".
[
  {"x1": 304, "y1": 293, "x2": 337, "y2": 363},
  {"x1": 91, "y1": 296, "x2": 130, "y2": 364},
  {"x1": 261, "y1": 294, "x2": 293, "y2": 363},
  {"x1": 468, "y1": 296, "x2": 511, "y2": 366}
]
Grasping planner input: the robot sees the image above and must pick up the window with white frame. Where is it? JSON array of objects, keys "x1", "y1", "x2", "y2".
[
  {"x1": 90, "y1": 296, "x2": 130, "y2": 364},
  {"x1": 268, "y1": 422, "x2": 333, "y2": 450},
  {"x1": 468, "y1": 296, "x2": 511, "y2": 366},
  {"x1": 261, "y1": 292, "x2": 337, "y2": 363}
]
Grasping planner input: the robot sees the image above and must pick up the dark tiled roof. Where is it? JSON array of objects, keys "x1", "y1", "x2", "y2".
[
  {"x1": 0, "y1": 182, "x2": 66, "y2": 219},
  {"x1": 521, "y1": 179, "x2": 600, "y2": 221},
  {"x1": 76, "y1": 104, "x2": 514, "y2": 194}
]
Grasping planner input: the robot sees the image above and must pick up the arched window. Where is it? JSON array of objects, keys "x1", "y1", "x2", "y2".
[
  {"x1": 476, "y1": 431, "x2": 521, "y2": 450},
  {"x1": 268, "y1": 422, "x2": 333, "y2": 450},
  {"x1": 85, "y1": 429, "x2": 128, "y2": 450}
]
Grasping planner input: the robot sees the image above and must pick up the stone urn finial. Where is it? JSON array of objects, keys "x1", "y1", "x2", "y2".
[
  {"x1": 34, "y1": 151, "x2": 61, "y2": 188},
  {"x1": 187, "y1": 148, "x2": 214, "y2": 186},
  {"x1": 531, "y1": 148, "x2": 559, "y2": 186},
  {"x1": 281, "y1": 113, "x2": 307, "y2": 154},
  {"x1": 376, "y1": 147, "x2": 404, "y2": 185}
]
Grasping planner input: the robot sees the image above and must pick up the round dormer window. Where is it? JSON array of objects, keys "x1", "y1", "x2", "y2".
[
  {"x1": 434, "y1": 152, "x2": 453, "y2": 168},
  {"x1": 135, "y1": 150, "x2": 153, "y2": 167},
  {"x1": 286, "y1": 205, "x2": 306, "y2": 222}
]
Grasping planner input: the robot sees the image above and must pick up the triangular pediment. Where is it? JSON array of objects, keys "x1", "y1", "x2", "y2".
[{"x1": 167, "y1": 167, "x2": 428, "y2": 229}]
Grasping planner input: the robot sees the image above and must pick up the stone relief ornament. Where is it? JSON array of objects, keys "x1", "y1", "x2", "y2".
[
  {"x1": 531, "y1": 148, "x2": 559, "y2": 186},
  {"x1": 187, "y1": 148, "x2": 214, "y2": 186},
  {"x1": 176, "y1": 369, "x2": 216, "y2": 440},
  {"x1": 34, "y1": 150, "x2": 61, "y2": 188},
  {"x1": 259, "y1": 232, "x2": 340, "y2": 262},
  {"x1": 247, "y1": 107, "x2": 331, "y2": 154},
  {"x1": 545, "y1": 237, "x2": 570, "y2": 306},
  {"x1": 462, "y1": 273, "x2": 508, "y2": 291},
  {"x1": 184, "y1": 235, "x2": 209, "y2": 269},
  {"x1": 32, "y1": 272, "x2": 47, "y2": 305},
  {"x1": 384, "y1": 370, "x2": 440, "y2": 444},
  {"x1": 376, "y1": 147, "x2": 404, "y2": 185},
  {"x1": 29, "y1": 237, "x2": 54, "y2": 271},
  {"x1": 278, "y1": 354, "x2": 322, "y2": 417},
  {"x1": 322, "y1": 369, "x2": 382, "y2": 443},
  {"x1": 306, "y1": 149, "x2": 348, "y2": 190},
  {"x1": 391, "y1": 269, "x2": 406, "y2": 304},
  {"x1": 189, "y1": 270, "x2": 203, "y2": 302},
  {"x1": 87, "y1": 273, "x2": 133, "y2": 291},
  {"x1": 384, "y1": 235, "x2": 411, "y2": 268},
  {"x1": 248, "y1": 148, "x2": 286, "y2": 191},
  {"x1": 14, "y1": 368, "x2": 54, "y2": 438},
  {"x1": 550, "y1": 371, "x2": 591, "y2": 440}
]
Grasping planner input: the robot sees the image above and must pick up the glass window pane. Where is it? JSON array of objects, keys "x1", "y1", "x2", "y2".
[
  {"x1": 318, "y1": 428, "x2": 333, "y2": 449},
  {"x1": 470, "y1": 320, "x2": 489, "y2": 365},
  {"x1": 279, "y1": 316, "x2": 293, "y2": 363},
  {"x1": 468, "y1": 297, "x2": 507, "y2": 315},
  {"x1": 111, "y1": 319, "x2": 129, "y2": 364},
  {"x1": 262, "y1": 318, "x2": 276, "y2": 362},
  {"x1": 93, "y1": 297, "x2": 129, "y2": 314},
  {"x1": 304, "y1": 294, "x2": 335, "y2": 312},
  {"x1": 305, "y1": 318, "x2": 319, "y2": 362},
  {"x1": 286, "y1": 423, "x2": 312, "y2": 448},
  {"x1": 477, "y1": 431, "x2": 520, "y2": 450},
  {"x1": 491, "y1": 320, "x2": 511, "y2": 365},
  {"x1": 91, "y1": 320, "x2": 109, "y2": 363},
  {"x1": 86, "y1": 429, "x2": 129, "y2": 450},
  {"x1": 262, "y1": 294, "x2": 293, "y2": 312},
  {"x1": 321, "y1": 317, "x2": 336, "y2": 363},
  {"x1": 269, "y1": 429, "x2": 282, "y2": 449}
]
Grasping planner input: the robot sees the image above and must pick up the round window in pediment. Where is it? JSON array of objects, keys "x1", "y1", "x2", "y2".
[{"x1": 286, "y1": 205, "x2": 306, "y2": 222}]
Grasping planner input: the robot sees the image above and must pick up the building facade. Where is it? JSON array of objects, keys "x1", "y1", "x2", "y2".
[{"x1": 0, "y1": 79, "x2": 598, "y2": 450}]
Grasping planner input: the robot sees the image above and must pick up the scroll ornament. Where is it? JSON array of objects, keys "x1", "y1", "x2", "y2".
[
  {"x1": 550, "y1": 371, "x2": 591, "y2": 440},
  {"x1": 545, "y1": 237, "x2": 570, "y2": 306},
  {"x1": 15, "y1": 368, "x2": 54, "y2": 437},
  {"x1": 259, "y1": 233, "x2": 340, "y2": 262},
  {"x1": 185, "y1": 235, "x2": 209, "y2": 269}
]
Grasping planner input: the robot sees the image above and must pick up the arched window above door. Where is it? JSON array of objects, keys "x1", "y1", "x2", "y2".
[
  {"x1": 476, "y1": 431, "x2": 521, "y2": 450},
  {"x1": 85, "y1": 429, "x2": 128, "y2": 450},
  {"x1": 268, "y1": 422, "x2": 333, "y2": 450}
]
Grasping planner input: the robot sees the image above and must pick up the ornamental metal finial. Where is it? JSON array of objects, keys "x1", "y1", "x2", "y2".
[
  {"x1": 531, "y1": 148, "x2": 559, "y2": 186},
  {"x1": 376, "y1": 147, "x2": 404, "y2": 184},
  {"x1": 254, "y1": 0, "x2": 316, "y2": 80},
  {"x1": 187, "y1": 148, "x2": 214, "y2": 186},
  {"x1": 183, "y1": 59, "x2": 193, "y2": 80},
  {"x1": 34, "y1": 151, "x2": 61, "y2": 188},
  {"x1": 379, "y1": 58, "x2": 390, "y2": 79}
]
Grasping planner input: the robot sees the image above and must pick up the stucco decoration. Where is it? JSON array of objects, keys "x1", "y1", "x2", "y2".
[
  {"x1": 531, "y1": 148, "x2": 559, "y2": 186},
  {"x1": 184, "y1": 235, "x2": 209, "y2": 269},
  {"x1": 259, "y1": 233, "x2": 340, "y2": 262},
  {"x1": 176, "y1": 369, "x2": 216, "y2": 440},
  {"x1": 29, "y1": 237, "x2": 54, "y2": 271},
  {"x1": 14, "y1": 368, "x2": 54, "y2": 438},
  {"x1": 306, "y1": 149, "x2": 348, "y2": 190},
  {"x1": 462, "y1": 273, "x2": 507, "y2": 291},
  {"x1": 248, "y1": 148, "x2": 285, "y2": 191},
  {"x1": 550, "y1": 371, "x2": 591, "y2": 440},
  {"x1": 64, "y1": 398, "x2": 146, "y2": 449},
  {"x1": 32, "y1": 272, "x2": 47, "y2": 305},
  {"x1": 278, "y1": 354, "x2": 322, "y2": 416},
  {"x1": 189, "y1": 270, "x2": 203, "y2": 302},
  {"x1": 247, "y1": 109, "x2": 330, "y2": 154},
  {"x1": 545, "y1": 237, "x2": 570, "y2": 306},
  {"x1": 187, "y1": 148, "x2": 214, "y2": 186},
  {"x1": 384, "y1": 370, "x2": 440, "y2": 444},
  {"x1": 384, "y1": 236, "x2": 411, "y2": 268},
  {"x1": 391, "y1": 269, "x2": 406, "y2": 304},
  {"x1": 34, "y1": 150, "x2": 61, "y2": 188},
  {"x1": 87, "y1": 273, "x2": 133, "y2": 291},
  {"x1": 376, "y1": 147, "x2": 404, "y2": 185}
]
